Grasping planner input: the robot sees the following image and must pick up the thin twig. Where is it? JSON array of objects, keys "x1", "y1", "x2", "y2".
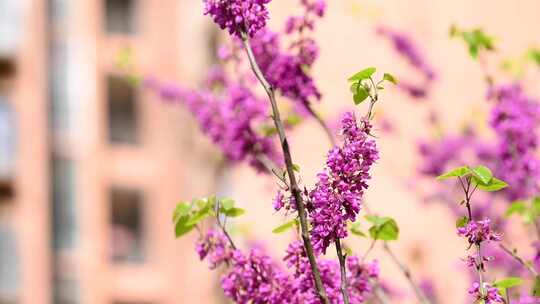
[
  {"x1": 335, "y1": 238, "x2": 350, "y2": 304},
  {"x1": 363, "y1": 202, "x2": 430, "y2": 303},
  {"x1": 383, "y1": 243, "x2": 430, "y2": 304},
  {"x1": 306, "y1": 104, "x2": 336, "y2": 146},
  {"x1": 240, "y1": 31, "x2": 330, "y2": 304},
  {"x1": 362, "y1": 239, "x2": 377, "y2": 262},
  {"x1": 215, "y1": 201, "x2": 237, "y2": 250},
  {"x1": 372, "y1": 282, "x2": 392, "y2": 304},
  {"x1": 499, "y1": 243, "x2": 539, "y2": 278}
]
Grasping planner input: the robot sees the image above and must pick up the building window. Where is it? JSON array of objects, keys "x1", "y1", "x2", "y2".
[
  {"x1": 0, "y1": 97, "x2": 15, "y2": 200},
  {"x1": 110, "y1": 188, "x2": 144, "y2": 263},
  {"x1": 105, "y1": 0, "x2": 137, "y2": 34},
  {"x1": 51, "y1": 157, "x2": 78, "y2": 250},
  {"x1": 107, "y1": 76, "x2": 138, "y2": 145},
  {"x1": 0, "y1": 225, "x2": 19, "y2": 303}
]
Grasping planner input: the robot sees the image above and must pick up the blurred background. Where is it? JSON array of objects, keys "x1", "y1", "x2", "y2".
[{"x1": 0, "y1": 0, "x2": 539, "y2": 303}]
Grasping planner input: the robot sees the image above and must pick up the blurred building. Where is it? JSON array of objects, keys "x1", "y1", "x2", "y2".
[{"x1": 0, "y1": 0, "x2": 219, "y2": 303}]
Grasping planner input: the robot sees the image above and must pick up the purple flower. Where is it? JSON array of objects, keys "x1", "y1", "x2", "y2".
[
  {"x1": 284, "y1": 240, "x2": 379, "y2": 303},
  {"x1": 308, "y1": 112, "x2": 378, "y2": 254},
  {"x1": 468, "y1": 282, "x2": 504, "y2": 304},
  {"x1": 417, "y1": 135, "x2": 471, "y2": 176},
  {"x1": 250, "y1": 29, "x2": 322, "y2": 111},
  {"x1": 196, "y1": 229, "x2": 234, "y2": 269},
  {"x1": 377, "y1": 26, "x2": 436, "y2": 80},
  {"x1": 221, "y1": 248, "x2": 295, "y2": 303},
  {"x1": 204, "y1": 0, "x2": 272, "y2": 37},
  {"x1": 487, "y1": 84, "x2": 540, "y2": 200},
  {"x1": 512, "y1": 296, "x2": 540, "y2": 304},
  {"x1": 457, "y1": 219, "x2": 502, "y2": 245},
  {"x1": 148, "y1": 75, "x2": 281, "y2": 172}
]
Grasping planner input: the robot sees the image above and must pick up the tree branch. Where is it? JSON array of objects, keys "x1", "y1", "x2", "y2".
[
  {"x1": 305, "y1": 104, "x2": 336, "y2": 146},
  {"x1": 383, "y1": 243, "x2": 430, "y2": 304},
  {"x1": 335, "y1": 238, "x2": 351, "y2": 304},
  {"x1": 240, "y1": 31, "x2": 330, "y2": 304},
  {"x1": 499, "y1": 243, "x2": 539, "y2": 278}
]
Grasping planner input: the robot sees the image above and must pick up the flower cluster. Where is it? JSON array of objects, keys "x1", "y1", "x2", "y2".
[
  {"x1": 377, "y1": 26, "x2": 436, "y2": 99},
  {"x1": 486, "y1": 84, "x2": 540, "y2": 200},
  {"x1": 308, "y1": 112, "x2": 378, "y2": 254},
  {"x1": 457, "y1": 219, "x2": 502, "y2": 245},
  {"x1": 147, "y1": 74, "x2": 280, "y2": 172},
  {"x1": 196, "y1": 229, "x2": 233, "y2": 269},
  {"x1": 419, "y1": 84, "x2": 540, "y2": 201},
  {"x1": 248, "y1": 28, "x2": 322, "y2": 111},
  {"x1": 221, "y1": 248, "x2": 294, "y2": 303},
  {"x1": 377, "y1": 26, "x2": 435, "y2": 80},
  {"x1": 417, "y1": 134, "x2": 471, "y2": 176},
  {"x1": 203, "y1": 0, "x2": 272, "y2": 37},
  {"x1": 284, "y1": 240, "x2": 379, "y2": 303},
  {"x1": 468, "y1": 282, "x2": 504, "y2": 304},
  {"x1": 285, "y1": 0, "x2": 326, "y2": 66},
  {"x1": 196, "y1": 234, "x2": 379, "y2": 304},
  {"x1": 346, "y1": 256, "x2": 380, "y2": 303}
]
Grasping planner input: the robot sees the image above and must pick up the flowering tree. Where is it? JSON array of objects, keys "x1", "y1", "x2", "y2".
[{"x1": 120, "y1": 1, "x2": 540, "y2": 303}]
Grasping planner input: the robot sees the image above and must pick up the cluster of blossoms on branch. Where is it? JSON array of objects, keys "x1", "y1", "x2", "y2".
[
  {"x1": 416, "y1": 32, "x2": 540, "y2": 299},
  {"x1": 419, "y1": 83, "x2": 540, "y2": 201},
  {"x1": 147, "y1": 71, "x2": 280, "y2": 172},
  {"x1": 203, "y1": 0, "x2": 272, "y2": 37},
  {"x1": 161, "y1": 0, "x2": 540, "y2": 303},
  {"x1": 146, "y1": 0, "x2": 330, "y2": 171},
  {"x1": 195, "y1": 229, "x2": 379, "y2": 303},
  {"x1": 308, "y1": 112, "x2": 378, "y2": 254}
]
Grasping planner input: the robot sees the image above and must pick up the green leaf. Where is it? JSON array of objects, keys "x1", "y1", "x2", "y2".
[
  {"x1": 532, "y1": 197, "x2": 540, "y2": 215},
  {"x1": 366, "y1": 215, "x2": 399, "y2": 241},
  {"x1": 436, "y1": 166, "x2": 471, "y2": 180},
  {"x1": 533, "y1": 276, "x2": 540, "y2": 296},
  {"x1": 272, "y1": 219, "x2": 297, "y2": 234},
  {"x1": 343, "y1": 246, "x2": 353, "y2": 257},
  {"x1": 494, "y1": 277, "x2": 523, "y2": 289},
  {"x1": 505, "y1": 201, "x2": 527, "y2": 217},
  {"x1": 186, "y1": 203, "x2": 213, "y2": 226},
  {"x1": 350, "y1": 222, "x2": 367, "y2": 237},
  {"x1": 223, "y1": 207, "x2": 245, "y2": 218},
  {"x1": 220, "y1": 198, "x2": 235, "y2": 211},
  {"x1": 292, "y1": 164, "x2": 301, "y2": 172},
  {"x1": 348, "y1": 67, "x2": 377, "y2": 82},
  {"x1": 285, "y1": 114, "x2": 303, "y2": 127},
  {"x1": 173, "y1": 202, "x2": 196, "y2": 238},
  {"x1": 456, "y1": 216, "x2": 469, "y2": 228},
  {"x1": 261, "y1": 125, "x2": 278, "y2": 136},
  {"x1": 175, "y1": 220, "x2": 196, "y2": 237},
  {"x1": 172, "y1": 202, "x2": 191, "y2": 223},
  {"x1": 529, "y1": 49, "x2": 540, "y2": 66},
  {"x1": 474, "y1": 177, "x2": 508, "y2": 192},
  {"x1": 471, "y1": 165, "x2": 493, "y2": 184},
  {"x1": 383, "y1": 73, "x2": 398, "y2": 85},
  {"x1": 353, "y1": 86, "x2": 369, "y2": 105},
  {"x1": 457, "y1": 28, "x2": 495, "y2": 59}
]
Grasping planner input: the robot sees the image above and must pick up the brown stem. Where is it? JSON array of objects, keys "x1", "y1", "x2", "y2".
[
  {"x1": 240, "y1": 31, "x2": 330, "y2": 304},
  {"x1": 383, "y1": 243, "x2": 430, "y2": 304},
  {"x1": 335, "y1": 238, "x2": 350, "y2": 304},
  {"x1": 305, "y1": 104, "x2": 336, "y2": 146},
  {"x1": 363, "y1": 203, "x2": 430, "y2": 303},
  {"x1": 499, "y1": 243, "x2": 539, "y2": 278},
  {"x1": 372, "y1": 282, "x2": 391, "y2": 304}
]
